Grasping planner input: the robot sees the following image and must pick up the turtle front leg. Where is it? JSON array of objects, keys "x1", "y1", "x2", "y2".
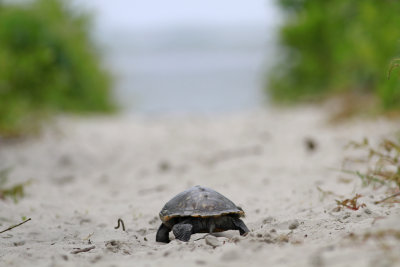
[
  {"x1": 172, "y1": 223, "x2": 193, "y2": 242},
  {"x1": 232, "y1": 217, "x2": 250, "y2": 236},
  {"x1": 156, "y1": 223, "x2": 171, "y2": 243}
]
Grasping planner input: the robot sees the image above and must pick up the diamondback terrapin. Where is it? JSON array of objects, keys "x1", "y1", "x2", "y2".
[{"x1": 156, "y1": 185, "x2": 249, "y2": 243}]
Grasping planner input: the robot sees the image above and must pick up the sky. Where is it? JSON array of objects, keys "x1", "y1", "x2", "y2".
[{"x1": 74, "y1": 0, "x2": 281, "y2": 31}]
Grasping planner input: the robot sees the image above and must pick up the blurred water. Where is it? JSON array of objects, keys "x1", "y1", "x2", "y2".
[
  {"x1": 101, "y1": 26, "x2": 275, "y2": 115},
  {"x1": 83, "y1": 1, "x2": 281, "y2": 115}
]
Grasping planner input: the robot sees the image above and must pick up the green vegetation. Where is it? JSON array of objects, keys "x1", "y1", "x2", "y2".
[
  {"x1": 268, "y1": 1, "x2": 400, "y2": 110},
  {"x1": 0, "y1": 0, "x2": 114, "y2": 137},
  {"x1": 331, "y1": 136, "x2": 400, "y2": 211},
  {"x1": 344, "y1": 137, "x2": 400, "y2": 204},
  {"x1": 0, "y1": 168, "x2": 30, "y2": 203},
  {"x1": 388, "y1": 59, "x2": 400, "y2": 79}
]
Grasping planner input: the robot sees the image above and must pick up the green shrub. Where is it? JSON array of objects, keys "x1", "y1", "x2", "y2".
[
  {"x1": 268, "y1": 0, "x2": 400, "y2": 109},
  {"x1": 0, "y1": 0, "x2": 114, "y2": 136}
]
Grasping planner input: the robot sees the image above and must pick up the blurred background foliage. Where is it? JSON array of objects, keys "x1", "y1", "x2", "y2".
[
  {"x1": 0, "y1": 0, "x2": 114, "y2": 137},
  {"x1": 2, "y1": 0, "x2": 399, "y2": 138},
  {"x1": 268, "y1": 0, "x2": 400, "y2": 111}
]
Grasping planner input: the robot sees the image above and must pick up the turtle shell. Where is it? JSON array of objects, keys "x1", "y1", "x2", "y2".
[{"x1": 159, "y1": 185, "x2": 244, "y2": 222}]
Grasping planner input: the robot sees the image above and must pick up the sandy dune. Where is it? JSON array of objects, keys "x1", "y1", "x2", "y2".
[{"x1": 1, "y1": 106, "x2": 400, "y2": 266}]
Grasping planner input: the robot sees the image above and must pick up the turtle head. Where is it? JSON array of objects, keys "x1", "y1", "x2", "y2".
[{"x1": 236, "y1": 206, "x2": 245, "y2": 217}]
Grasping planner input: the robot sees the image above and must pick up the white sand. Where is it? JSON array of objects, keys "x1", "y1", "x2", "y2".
[{"x1": 1, "y1": 106, "x2": 400, "y2": 267}]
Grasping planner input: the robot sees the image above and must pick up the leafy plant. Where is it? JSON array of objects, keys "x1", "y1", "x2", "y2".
[
  {"x1": 343, "y1": 137, "x2": 400, "y2": 204},
  {"x1": 0, "y1": 168, "x2": 30, "y2": 203},
  {"x1": 0, "y1": 0, "x2": 115, "y2": 137},
  {"x1": 388, "y1": 59, "x2": 400, "y2": 79},
  {"x1": 268, "y1": 0, "x2": 400, "y2": 111}
]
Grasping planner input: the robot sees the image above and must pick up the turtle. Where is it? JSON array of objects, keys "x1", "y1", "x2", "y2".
[{"x1": 155, "y1": 185, "x2": 249, "y2": 243}]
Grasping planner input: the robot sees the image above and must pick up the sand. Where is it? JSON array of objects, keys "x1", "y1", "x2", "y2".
[{"x1": 1, "y1": 106, "x2": 400, "y2": 267}]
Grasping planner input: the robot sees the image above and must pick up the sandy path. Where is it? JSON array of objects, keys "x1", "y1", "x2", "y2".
[{"x1": 1, "y1": 106, "x2": 400, "y2": 267}]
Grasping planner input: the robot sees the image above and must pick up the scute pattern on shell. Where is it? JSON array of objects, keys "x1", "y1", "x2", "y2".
[{"x1": 159, "y1": 185, "x2": 244, "y2": 222}]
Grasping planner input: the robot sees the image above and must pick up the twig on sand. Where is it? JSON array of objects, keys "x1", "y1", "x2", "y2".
[
  {"x1": 374, "y1": 192, "x2": 400, "y2": 204},
  {"x1": 114, "y1": 218, "x2": 125, "y2": 231},
  {"x1": 0, "y1": 218, "x2": 31, "y2": 234},
  {"x1": 71, "y1": 245, "x2": 96, "y2": 254}
]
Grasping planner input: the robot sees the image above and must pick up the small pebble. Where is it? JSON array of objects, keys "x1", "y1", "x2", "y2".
[
  {"x1": 291, "y1": 239, "x2": 303, "y2": 245},
  {"x1": 205, "y1": 235, "x2": 221, "y2": 248},
  {"x1": 342, "y1": 214, "x2": 350, "y2": 220},
  {"x1": 263, "y1": 216, "x2": 275, "y2": 224},
  {"x1": 137, "y1": 228, "x2": 147, "y2": 236},
  {"x1": 364, "y1": 208, "x2": 372, "y2": 215},
  {"x1": 230, "y1": 236, "x2": 244, "y2": 243},
  {"x1": 304, "y1": 137, "x2": 317, "y2": 152},
  {"x1": 158, "y1": 161, "x2": 171, "y2": 172},
  {"x1": 332, "y1": 207, "x2": 341, "y2": 212},
  {"x1": 276, "y1": 234, "x2": 289, "y2": 243},
  {"x1": 288, "y1": 220, "x2": 300, "y2": 230},
  {"x1": 263, "y1": 233, "x2": 274, "y2": 243},
  {"x1": 13, "y1": 241, "x2": 25, "y2": 247}
]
